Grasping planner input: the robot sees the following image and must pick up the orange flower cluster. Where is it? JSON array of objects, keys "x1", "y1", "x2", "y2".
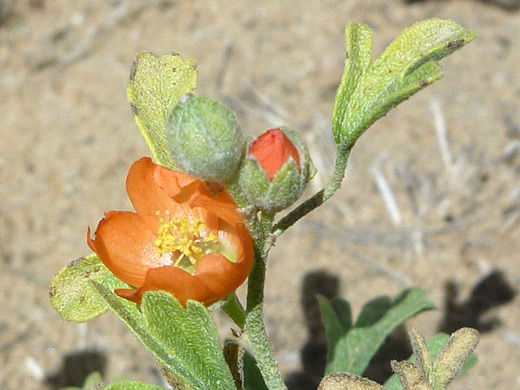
[{"x1": 88, "y1": 157, "x2": 253, "y2": 306}]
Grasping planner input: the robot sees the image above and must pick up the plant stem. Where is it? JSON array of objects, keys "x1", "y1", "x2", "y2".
[
  {"x1": 245, "y1": 214, "x2": 287, "y2": 390},
  {"x1": 243, "y1": 146, "x2": 351, "y2": 390},
  {"x1": 272, "y1": 145, "x2": 350, "y2": 238},
  {"x1": 222, "y1": 293, "x2": 246, "y2": 329}
]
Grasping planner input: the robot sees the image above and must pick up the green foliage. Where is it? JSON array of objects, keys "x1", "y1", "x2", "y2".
[
  {"x1": 140, "y1": 291, "x2": 236, "y2": 390},
  {"x1": 89, "y1": 283, "x2": 236, "y2": 390},
  {"x1": 49, "y1": 254, "x2": 130, "y2": 322},
  {"x1": 51, "y1": 18, "x2": 478, "y2": 390},
  {"x1": 104, "y1": 381, "x2": 166, "y2": 390},
  {"x1": 319, "y1": 373, "x2": 383, "y2": 390},
  {"x1": 61, "y1": 371, "x2": 103, "y2": 390},
  {"x1": 127, "y1": 52, "x2": 197, "y2": 169},
  {"x1": 332, "y1": 19, "x2": 476, "y2": 147},
  {"x1": 243, "y1": 349, "x2": 268, "y2": 390},
  {"x1": 89, "y1": 283, "x2": 195, "y2": 389},
  {"x1": 332, "y1": 21, "x2": 373, "y2": 145},
  {"x1": 316, "y1": 295, "x2": 353, "y2": 357},
  {"x1": 384, "y1": 331, "x2": 478, "y2": 390},
  {"x1": 318, "y1": 328, "x2": 478, "y2": 390},
  {"x1": 61, "y1": 372, "x2": 168, "y2": 390},
  {"x1": 319, "y1": 288, "x2": 435, "y2": 375}
]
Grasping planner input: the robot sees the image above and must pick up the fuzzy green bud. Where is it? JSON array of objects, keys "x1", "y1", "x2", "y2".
[
  {"x1": 165, "y1": 94, "x2": 245, "y2": 182},
  {"x1": 239, "y1": 127, "x2": 315, "y2": 213}
]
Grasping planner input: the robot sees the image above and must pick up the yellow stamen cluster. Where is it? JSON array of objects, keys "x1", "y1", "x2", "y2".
[{"x1": 154, "y1": 212, "x2": 218, "y2": 266}]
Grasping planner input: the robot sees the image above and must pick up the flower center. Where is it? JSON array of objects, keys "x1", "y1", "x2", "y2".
[{"x1": 154, "y1": 211, "x2": 218, "y2": 271}]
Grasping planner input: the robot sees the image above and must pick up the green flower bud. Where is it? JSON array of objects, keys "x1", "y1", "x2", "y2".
[
  {"x1": 239, "y1": 127, "x2": 315, "y2": 213},
  {"x1": 165, "y1": 94, "x2": 245, "y2": 182}
]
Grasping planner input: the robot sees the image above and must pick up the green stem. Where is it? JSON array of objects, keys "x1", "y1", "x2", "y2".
[
  {"x1": 243, "y1": 147, "x2": 351, "y2": 390},
  {"x1": 271, "y1": 145, "x2": 350, "y2": 238},
  {"x1": 245, "y1": 214, "x2": 286, "y2": 390},
  {"x1": 222, "y1": 293, "x2": 246, "y2": 329},
  {"x1": 245, "y1": 240, "x2": 286, "y2": 390}
]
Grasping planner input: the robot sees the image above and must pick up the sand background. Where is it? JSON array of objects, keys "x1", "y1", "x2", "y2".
[{"x1": 1, "y1": 0, "x2": 519, "y2": 389}]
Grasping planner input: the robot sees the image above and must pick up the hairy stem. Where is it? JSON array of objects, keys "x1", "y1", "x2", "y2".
[
  {"x1": 222, "y1": 293, "x2": 246, "y2": 329},
  {"x1": 272, "y1": 145, "x2": 350, "y2": 237},
  {"x1": 245, "y1": 214, "x2": 286, "y2": 390},
  {"x1": 244, "y1": 146, "x2": 350, "y2": 390}
]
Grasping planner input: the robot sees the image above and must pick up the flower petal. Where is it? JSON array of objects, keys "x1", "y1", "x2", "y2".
[
  {"x1": 194, "y1": 227, "x2": 253, "y2": 300},
  {"x1": 87, "y1": 211, "x2": 163, "y2": 287},
  {"x1": 152, "y1": 159, "x2": 201, "y2": 198},
  {"x1": 190, "y1": 187, "x2": 244, "y2": 227},
  {"x1": 126, "y1": 157, "x2": 185, "y2": 232},
  {"x1": 142, "y1": 156, "x2": 244, "y2": 227},
  {"x1": 116, "y1": 266, "x2": 214, "y2": 306},
  {"x1": 250, "y1": 128, "x2": 301, "y2": 181}
]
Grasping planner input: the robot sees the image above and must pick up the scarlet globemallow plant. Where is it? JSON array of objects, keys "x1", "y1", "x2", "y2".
[
  {"x1": 50, "y1": 19, "x2": 480, "y2": 390},
  {"x1": 87, "y1": 157, "x2": 253, "y2": 306}
]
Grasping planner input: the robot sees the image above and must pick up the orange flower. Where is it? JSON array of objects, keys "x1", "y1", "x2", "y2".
[
  {"x1": 87, "y1": 157, "x2": 254, "y2": 306},
  {"x1": 249, "y1": 128, "x2": 301, "y2": 181}
]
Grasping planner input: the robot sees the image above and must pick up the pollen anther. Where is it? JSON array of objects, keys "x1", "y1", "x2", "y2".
[{"x1": 154, "y1": 212, "x2": 218, "y2": 266}]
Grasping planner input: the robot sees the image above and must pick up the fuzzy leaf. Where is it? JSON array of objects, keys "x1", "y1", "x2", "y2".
[
  {"x1": 335, "y1": 19, "x2": 476, "y2": 147},
  {"x1": 325, "y1": 288, "x2": 435, "y2": 375},
  {"x1": 243, "y1": 349, "x2": 268, "y2": 390},
  {"x1": 407, "y1": 327, "x2": 431, "y2": 382},
  {"x1": 430, "y1": 328, "x2": 479, "y2": 389},
  {"x1": 105, "y1": 381, "x2": 165, "y2": 390},
  {"x1": 332, "y1": 21, "x2": 374, "y2": 144},
  {"x1": 90, "y1": 283, "x2": 199, "y2": 390},
  {"x1": 384, "y1": 333, "x2": 478, "y2": 390},
  {"x1": 317, "y1": 295, "x2": 353, "y2": 361},
  {"x1": 140, "y1": 291, "x2": 236, "y2": 390},
  {"x1": 390, "y1": 360, "x2": 431, "y2": 390},
  {"x1": 319, "y1": 373, "x2": 384, "y2": 390},
  {"x1": 49, "y1": 254, "x2": 129, "y2": 323},
  {"x1": 127, "y1": 52, "x2": 197, "y2": 169}
]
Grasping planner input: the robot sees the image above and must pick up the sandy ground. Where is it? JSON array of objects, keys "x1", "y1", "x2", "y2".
[{"x1": 1, "y1": 0, "x2": 519, "y2": 389}]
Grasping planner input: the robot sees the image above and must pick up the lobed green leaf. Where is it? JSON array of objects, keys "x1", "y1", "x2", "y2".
[
  {"x1": 49, "y1": 254, "x2": 129, "y2": 323},
  {"x1": 127, "y1": 52, "x2": 197, "y2": 169},
  {"x1": 334, "y1": 19, "x2": 476, "y2": 147},
  {"x1": 332, "y1": 21, "x2": 374, "y2": 144},
  {"x1": 323, "y1": 288, "x2": 435, "y2": 375}
]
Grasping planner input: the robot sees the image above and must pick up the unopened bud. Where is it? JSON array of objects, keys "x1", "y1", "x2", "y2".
[
  {"x1": 239, "y1": 127, "x2": 315, "y2": 213},
  {"x1": 166, "y1": 94, "x2": 245, "y2": 182}
]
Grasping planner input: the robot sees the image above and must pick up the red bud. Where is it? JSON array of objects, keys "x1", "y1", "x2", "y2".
[{"x1": 249, "y1": 128, "x2": 301, "y2": 181}]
